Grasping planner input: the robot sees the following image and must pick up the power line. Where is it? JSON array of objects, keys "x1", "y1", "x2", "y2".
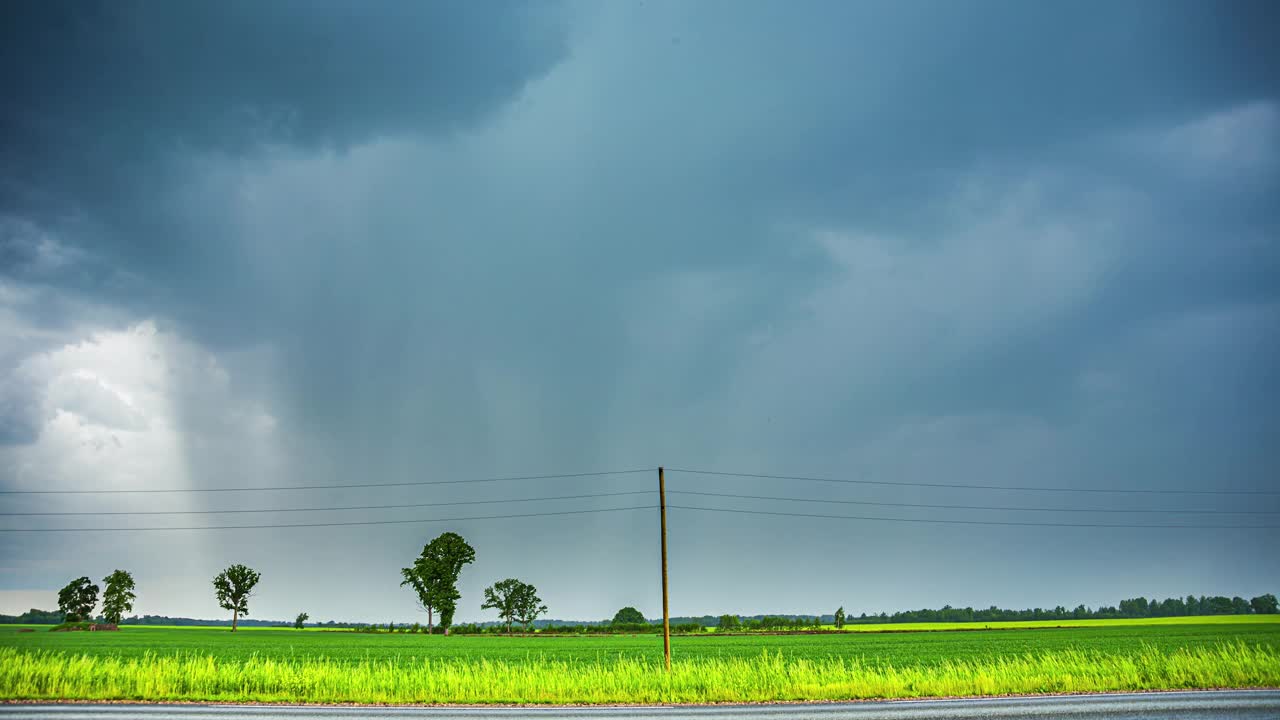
[
  {"x1": 9, "y1": 487, "x2": 1267, "y2": 521},
  {"x1": 8, "y1": 501, "x2": 1273, "y2": 533},
  {"x1": 0, "y1": 486, "x2": 655, "y2": 515},
  {"x1": 668, "y1": 490, "x2": 1280, "y2": 515},
  {"x1": 668, "y1": 467, "x2": 1280, "y2": 496},
  {"x1": 0, "y1": 505, "x2": 657, "y2": 532},
  {"x1": 669, "y1": 504, "x2": 1280, "y2": 529},
  {"x1": 0, "y1": 469, "x2": 654, "y2": 495}
]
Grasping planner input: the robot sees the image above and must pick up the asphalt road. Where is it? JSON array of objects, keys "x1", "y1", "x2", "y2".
[{"x1": 3, "y1": 692, "x2": 1279, "y2": 719}]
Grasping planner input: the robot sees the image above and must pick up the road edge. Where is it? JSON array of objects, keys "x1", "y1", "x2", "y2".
[{"x1": 4, "y1": 687, "x2": 1280, "y2": 709}]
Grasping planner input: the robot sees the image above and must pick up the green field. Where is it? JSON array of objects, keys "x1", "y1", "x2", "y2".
[
  {"x1": 2, "y1": 617, "x2": 1278, "y2": 704},
  {"x1": 3, "y1": 619, "x2": 1279, "y2": 667}
]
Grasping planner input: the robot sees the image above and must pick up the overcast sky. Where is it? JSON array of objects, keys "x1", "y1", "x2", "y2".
[{"x1": 1, "y1": 0, "x2": 1278, "y2": 624}]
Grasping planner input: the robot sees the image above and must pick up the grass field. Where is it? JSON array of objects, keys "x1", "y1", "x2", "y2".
[
  {"x1": 3, "y1": 618, "x2": 1277, "y2": 666},
  {"x1": 2, "y1": 617, "x2": 1277, "y2": 704}
]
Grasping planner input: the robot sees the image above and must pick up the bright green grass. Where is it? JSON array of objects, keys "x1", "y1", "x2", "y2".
[
  {"x1": 2, "y1": 618, "x2": 1276, "y2": 704},
  {"x1": 2, "y1": 643, "x2": 1276, "y2": 704},
  {"x1": 2, "y1": 618, "x2": 1277, "y2": 667}
]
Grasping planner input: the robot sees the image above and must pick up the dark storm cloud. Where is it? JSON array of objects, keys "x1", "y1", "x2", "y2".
[
  {"x1": 3, "y1": 0, "x2": 1274, "y2": 330},
  {"x1": 547, "y1": 0, "x2": 1280, "y2": 229},
  {"x1": 1, "y1": 0, "x2": 1278, "y2": 619},
  {"x1": 1, "y1": 0, "x2": 565, "y2": 189},
  {"x1": 0, "y1": 0, "x2": 567, "y2": 319}
]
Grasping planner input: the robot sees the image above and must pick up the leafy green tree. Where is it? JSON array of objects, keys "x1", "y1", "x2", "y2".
[
  {"x1": 1251, "y1": 594, "x2": 1278, "y2": 614},
  {"x1": 294, "y1": 612, "x2": 309, "y2": 629},
  {"x1": 401, "y1": 532, "x2": 476, "y2": 631},
  {"x1": 1118, "y1": 597, "x2": 1150, "y2": 617},
  {"x1": 57, "y1": 577, "x2": 99, "y2": 622},
  {"x1": 212, "y1": 564, "x2": 260, "y2": 632},
  {"x1": 612, "y1": 606, "x2": 645, "y2": 625},
  {"x1": 1206, "y1": 596, "x2": 1234, "y2": 615},
  {"x1": 100, "y1": 570, "x2": 136, "y2": 625},
  {"x1": 482, "y1": 578, "x2": 546, "y2": 634},
  {"x1": 718, "y1": 614, "x2": 740, "y2": 631},
  {"x1": 834, "y1": 606, "x2": 845, "y2": 629},
  {"x1": 514, "y1": 585, "x2": 549, "y2": 631}
]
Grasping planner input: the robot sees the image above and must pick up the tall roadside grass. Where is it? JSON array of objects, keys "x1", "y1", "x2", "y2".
[{"x1": 2, "y1": 643, "x2": 1276, "y2": 705}]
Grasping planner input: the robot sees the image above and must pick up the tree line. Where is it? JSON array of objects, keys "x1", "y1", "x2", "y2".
[
  {"x1": 25, "y1": 538, "x2": 1277, "y2": 632},
  {"x1": 835, "y1": 593, "x2": 1279, "y2": 626}
]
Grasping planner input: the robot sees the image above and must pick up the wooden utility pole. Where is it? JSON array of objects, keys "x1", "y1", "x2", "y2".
[{"x1": 659, "y1": 466, "x2": 672, "y2": 671}]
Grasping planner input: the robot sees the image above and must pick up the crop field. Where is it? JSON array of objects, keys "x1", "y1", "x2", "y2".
[
  {"x1": 3, "y1": 618, "x2": 1279, "y2": 666},
  {"x1": 2, "y1": 617, "x2": 1278, "y2": 704}
]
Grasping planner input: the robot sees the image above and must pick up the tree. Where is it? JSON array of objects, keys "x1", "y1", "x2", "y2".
[
  {"x1": 718, "y1": 614, "x2": 740, "y2": 631},
  {"x1": 1118, "y1": 596, "x2": 1150, "y2": 617},
  {"x1": 481, "y1": 578, "x2": 546, "y2": 634},
  {"x1": 100, "y1": 570, "x2": 136, "y2": 625},
  {"x1": 834, "y1": 606, "x2": 846, "y2": 629},
  {"x1": 57, "y1": 577, "x2": 99, "y2": 622},
  {"x1": 514, "y1": 586, "x2": 549, "y2": 632},
  {"x1": 1206, "y1": 596, "x2": 1234, "y2": 615},
  {"x1": 612, "y1": 606, "x2": 645, "y2": 625},
  {"x1": 401, "y1": 532, "x2": 476, "y2": 631},
  {"x1": 1159, "y1": 597, "x2": 1186, "y2": 617},
  {"x1": 212, "y1": 564, "x2": 260, "y2": 632},
  {"x1": 294, "y1": 612, "x2": 309, "y2": 629},
  {"x1": 1251, "y1": 594, "x2": 1278, "y2": 615}
]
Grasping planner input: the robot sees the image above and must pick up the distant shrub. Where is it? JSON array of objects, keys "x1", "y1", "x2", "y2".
[{"x1": 612, "y1": 607, "x2": 646, "y2": 625}]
